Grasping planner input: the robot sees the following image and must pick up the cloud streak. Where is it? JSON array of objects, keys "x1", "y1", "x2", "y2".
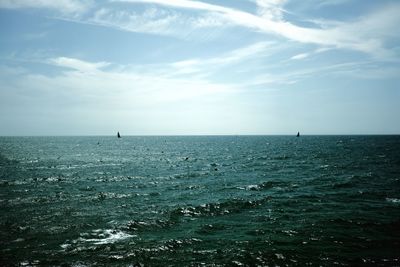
[
  {"x1": 89, "y1": 7, "x2": 183, "y2": 36},
  {"x1": 170, "y1": 41, "x2": 275, "y2": 74},
  {"x1": 50, "y1": 57, "x2": 110, "y2": 73},
  {"x1": 114, "y1": 0, "x2": 399, "y2": 58}
]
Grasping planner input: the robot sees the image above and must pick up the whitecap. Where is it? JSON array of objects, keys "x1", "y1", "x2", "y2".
[
  {"x1": 245, "y1": 184, "x2": 260, "y2": 191},
  {"x1": 19, "y1": 260, "x2": 40, "y2": 266},
  {"x1": 386, "y1": 198, "x2": 400, "y2": 204},
  {"x1": 110, "y1": 255, "x2": 124, "y2": 260},
  {"x1": 60, "y1": 243, "x2": 71, "y2": 249},
  {"x1": 231, "y1": 261, "x2": 244, "y2": 266},
  {"x1": 80, "y1": 229, "x2": 135, "y2": 245},
  {"x1": 64, "y1": 229, "x2": 136, "y2": 248}
]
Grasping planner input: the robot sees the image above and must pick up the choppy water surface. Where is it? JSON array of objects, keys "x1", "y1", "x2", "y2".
[{"x1": 0, "y1": 136, "x2": 399, "y2": 266}]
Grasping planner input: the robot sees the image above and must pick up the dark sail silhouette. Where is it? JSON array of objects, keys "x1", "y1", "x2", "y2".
[
  {"x1": 297, "y1": 132, "x2": 300, "y2": 137},
  {"x1": 117, "y1": 132, "x2": 121, "y2": 138}
]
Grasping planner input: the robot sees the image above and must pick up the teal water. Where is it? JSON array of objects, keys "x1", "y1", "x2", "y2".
[{"x1": 0, "y1": 136, "x2": 399, "y2": 266}]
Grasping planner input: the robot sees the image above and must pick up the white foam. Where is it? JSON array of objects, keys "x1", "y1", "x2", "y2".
[
  {"x1": 245, "y1": 184, "x2": 260, "y2": 190},
  {"x1": 81, "y1": 229, "x2": 135, "y2": 245}
]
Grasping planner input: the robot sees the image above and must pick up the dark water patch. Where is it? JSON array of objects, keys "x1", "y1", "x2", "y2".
[
  {"x1": 196, "y1": 223, "x2": 227, "y2": 235},
  {"x1": 0, "y1": 153, "x2": 19, "y2": 166},
  {"x1": 272, "y1": 155, "x2": 291, "y2": 160}
]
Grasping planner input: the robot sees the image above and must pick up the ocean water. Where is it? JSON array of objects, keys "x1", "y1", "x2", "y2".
[{"x1": 0, "y1": 135, "x2": 399, "y2": 266}]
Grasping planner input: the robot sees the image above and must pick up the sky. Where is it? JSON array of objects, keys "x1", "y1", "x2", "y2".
[{"x1": 0, "y1": 0, "x2": 399, "y2": 135}]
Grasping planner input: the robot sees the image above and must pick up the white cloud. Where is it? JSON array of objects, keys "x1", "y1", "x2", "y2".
[
  {"x1": 114, "y1": 0, "x2": 400, "y2": 59},
  {"x1": 290, "y1": 53, "x2": 309, "y2": 60},
  {"x1": 113, "y1": 0, "x2": 230, "y2": 13},
  {"x1": 50, "y1": 57, "x2": 110, "y2": 73},
  {"x1": 189, "y1": 12, "x2": 230, "y2": 28},
  {"x1": 169, "y1": 41, "x2": 277, "y2": 77},
  {"x1": 0, "y1": 0, "x2": 91, "y2": 14},
  {"x1": 1, "y1": 0, "x2": 398, "y2": 59},
  {"x1": 252, "y1": 0, "x2": 287, "y2": 21},
  {"x1": 315, "y1": 0, "x2": 353, "y2": 8},
  {"x1": 90, "y1": 7, "x2": 182, "y2": 36},
  {"x1": 84, "y1": 6, "x2": 232, "y2": 38}
]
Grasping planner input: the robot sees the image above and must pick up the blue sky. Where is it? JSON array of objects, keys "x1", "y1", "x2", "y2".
[{"x1": 0, "y1": 0, "x2": 399, "y2": 135}]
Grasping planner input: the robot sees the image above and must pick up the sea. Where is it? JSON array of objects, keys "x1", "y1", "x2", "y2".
[{"x1": 0, "y1": 135, "x2": 399, "y2": 266}]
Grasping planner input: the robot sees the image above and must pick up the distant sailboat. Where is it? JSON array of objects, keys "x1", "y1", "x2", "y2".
[
  {"x1": 297, "y1": 132, "x2": 300, "y2": 137},
  {"x1": 117, "y1": 132, "x2": 121, "y2": 138}
]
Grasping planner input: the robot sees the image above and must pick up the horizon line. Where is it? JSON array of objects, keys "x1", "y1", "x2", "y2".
[{"x1": 0, "y1": 133, "x2": 399, "y2": 137}]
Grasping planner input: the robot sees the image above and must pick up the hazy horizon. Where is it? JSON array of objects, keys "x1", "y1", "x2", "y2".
[{"x1": 1, "y1": 0, "x2": 399, "y2": 136}]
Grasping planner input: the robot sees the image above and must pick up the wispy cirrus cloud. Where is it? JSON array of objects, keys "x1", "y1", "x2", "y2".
[
  {"x1": 290, "y1": 53, "x2": 309, "y2": 60},
  {"x1": 75, "y1": 5, "x2": 232, "y2": 38},
  {"x1": 168, "y1": 41, "x2": 278, "y2": 77},
  {"x1": 9, "y1": 0, "x2": 396, "y2": 60},
  {"x1": 89, "y1": 7, "x2": 183, "y2": 36},
  {"x1": 113, "y1": 0, "x2": 400, "y2": 59},
  {"x1": 50, "y1": 57, "x2": 110, "y2": 73},
  {"x1": 252, "y1": 0, "x2": 287, "y2": 21},
  {"x1": 1, "y1": 0, "x2": 398, "y2": 60},
  {"x1": 0, "y1": 0, "x2": 92, "y2": 15}
]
